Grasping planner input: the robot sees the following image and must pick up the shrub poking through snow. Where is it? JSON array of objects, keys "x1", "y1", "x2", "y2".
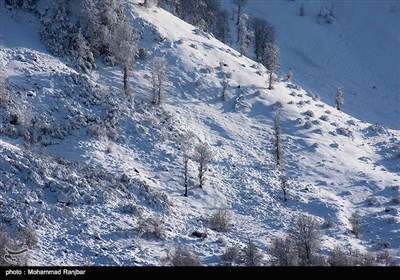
[
  {"x1": 220, "y1": 245, "x2": 242, "y2": 266},
  {"x1": 304, "y1": 110, "x2": 315, "y2": 118},
  {"x1": 269, "y1": 236, "x2": 298, "y2": 266},
  {"x1": 336, "y1": 127, "x2": 353, "y2": 139},
  {"x1": 242, "y1": 239, "x2": 264, "y2": 266},
  {"x1": 349, "y1": 213, "x2": 363, "y2": 238},
  {"x1": 163, "y1": 246, "x2": 201, "y2": 266},
  {"x1": 136, "y1": 215, "x2": 166, "y2": 240},
  {"x1": 210, "y1": 209, "x2": 231, "y2": 232}
]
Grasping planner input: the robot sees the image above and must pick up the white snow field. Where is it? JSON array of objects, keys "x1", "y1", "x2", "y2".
[{"x1": 0, "y1": 0, "x2": 399, "y2": 265}]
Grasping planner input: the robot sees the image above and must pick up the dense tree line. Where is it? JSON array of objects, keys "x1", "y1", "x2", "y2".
[{"x1": 8, "y1": 0, "x2": 139, "y2": 95}]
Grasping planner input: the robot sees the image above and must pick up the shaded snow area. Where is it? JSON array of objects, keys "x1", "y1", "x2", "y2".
[
  {"x1": 0, "y1": 0, "x2": 399, "y2": 266},
  {"x1": 232, "y1": 0, "x2": 400, "y2": 130}
]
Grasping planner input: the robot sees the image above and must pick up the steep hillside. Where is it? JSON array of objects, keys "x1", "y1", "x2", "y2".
[
  {"x1": 222, "y1": 0, "x2": 400, "y2": 130},
  {"x1": 0, "y1": 1, "x2": 399, "y2": 266}
]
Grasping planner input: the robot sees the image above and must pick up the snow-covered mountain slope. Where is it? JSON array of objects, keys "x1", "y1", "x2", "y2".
[
  {"x1": 222, "y1": 0, "x2": 400, "y2": 130},
  {"x1": 0, "y1": 1, "x2": 399, "y2": 265}
]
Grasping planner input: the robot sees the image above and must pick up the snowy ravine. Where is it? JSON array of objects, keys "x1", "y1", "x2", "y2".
[{"x1": 0, "y1": 1, "x2": 399, "y2": 266}]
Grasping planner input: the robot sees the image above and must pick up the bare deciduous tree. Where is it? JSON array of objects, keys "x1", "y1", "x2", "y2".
[
  {"x1": 221, "y1": 77, "x2": 229, "y2": 101},
  {"x1": 273, "y1": 108, "x2": 283, "y2": 167},
  {"x1": 181, "y1": 132, "x2": 195, "y2": 197},
  {"x1": 221, "y1": 245, "x2": 242, "y2": 266},
  {"x1": 194, "y1": 143, "x2": 213, "y2": 189},
  {"x1": 262, "y1": 43, "x2": 280, "y2": 90},
  {"x1": 237, "y1": 14, "x2": 252, "y2": 56},
  {"x1": 242, "y1": 239, "x2": 263, "y2": 266},
  {"x1": 335, "y1": 86, "x2": 344, "y2": 111},
  {"x1": 269, "y1": 236, "x2": 298, "y2": 266},
  {"x1": 109, "y1": 19, "x2": 138, "y2": 99},
  {"x1": 349, "y1": 212, "x2": 363, "y2": 238},
  {"x1": 288, "y1": 214, "x2": 322, "y2": 266},
  {"x1": 151, "y1": 57, "x2": 168, "y2": 106},
  {"x1": 232, "y1": 0, "x2": 248, "y2": 25},
  {"x1": 286, "y1": 68, "x2": 293, "y2": 82},
  {"x1": 299, "y1": 2, "x2": 304, "y2": 16},
  {"x1": 280, "y1": 175, "x2": 288, "y2": 202}
]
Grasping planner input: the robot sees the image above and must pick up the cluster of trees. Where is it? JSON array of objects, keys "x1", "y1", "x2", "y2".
[
  {"x1": 163, "y1": 0, "x2": 231, "y2": 43},
  {"x1": 270, "y1": 214, "x2": 397, "y2": 266},
  {"x1": 37, "y1": 0, "x2": 138, "y2": 96},
  {"x1": 163, "y1": 214, "x2": 397, "y2": 266},
  {"x1": 232, "y1": 1, "x2": 280, "y2": 89},
  {"x1": 4, "y1": 0, "x2": 37, "y2": 11},
  {"x1": 181, "y1": 133, "x2": 213, "y2": 197},
  {"x1": 298, "y1": 2, "x2": 336, "y2": 24}
]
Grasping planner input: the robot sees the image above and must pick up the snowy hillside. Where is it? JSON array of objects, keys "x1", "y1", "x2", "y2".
[
  {"x1": 222, "y1": 0, "x2": 400, "y2": 130},
  {"x1": 0, "y1": 0, "x2": 399, "y2": 266}
]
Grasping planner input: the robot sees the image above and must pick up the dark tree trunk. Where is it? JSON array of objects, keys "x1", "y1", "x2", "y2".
[
  {"x1": 268, "y1": 71, "x2": 273, "y2": 90},
  {"x1": 236, "y1": 6, "x2": 241, "y2": 25},
  {"x1": 123, "y1": 65, "x2": 129, "y2": 96},
  {"x1": 184, "y1": 157, "x2": 189, "y2": 197}
]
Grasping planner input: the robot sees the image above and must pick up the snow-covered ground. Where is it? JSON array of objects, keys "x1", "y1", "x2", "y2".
[
  {"x1": 225, "y1": 0, "x2": 400, "y2": 130},
  {"x1": 0, "y1": 1, "x2": 399, "y2": 265}
]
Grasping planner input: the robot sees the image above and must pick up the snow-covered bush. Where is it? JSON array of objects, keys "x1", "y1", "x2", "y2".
[
  {"x1": 269, "y1": 236, "x2": 298, "y2": 266},
  {"x1": 347, "y1": 120, "x2": 356, "y2": 126},
  {"x1": 135, "y1": 215, "x2": 166, "y2": 240},
  {"x1": 138, "y1": 48, "x2": 149, "y2": 60},
  {"x1": 0, "y1": 77, "x2": 9, "y2": 107},
  {"x1": 304, "y1": 121, "x2": 312, "y2": 129},
  {"x1": 321, "y1": 218, "x2": 335, "y2": 229},
  {"x1": 336, "y1": 127, "x2": 353, "y2": 139},
  {"x1": 209, "y1": 209, "x2": 231, "y2": 232},
  {"x1": 87, "y1": 123, "x2": 105, "y2": 137},
  {"x1": 367, "y1": 197, "x2": 380, "y2": 206},
  {"x1": 138, "y1": 182, "x2": 170, "y2": 211},
  {"x1": 163, "y1": 246, "x2": 201, "y2": 266},
  {"x1": 312, "y1": 120, "x2": 321, "y2": 126},
  {"x1": 349, "y1": 213, "x2": 363, "y2": 238},
  {"x1": 327, "y1": 246, "x2": 354, "y2": 266},
  {"x1": 122, "y1": 202, "x2": 141, "y2": 215},
  {"x1": 220, "y1": 245, "x2": 242, "y2": 266},
  {"x1": 328, "y1": 246, "x2": 391, "y2": 266},
  {"x1": 312, "y1": 93, "x2": 321, "y2": 102},
  {"x1": 367, "y1": 124, "x2": 388, "y2": 136},
  {"x1": 377, "y1": 251, "x2": 397, "y2": 266},
  {"x1": 320, "y1": 115, "x2": 329, "y2": 122},
  {"x1": 242, "y1": 240, "x2": 264, "y2": 266},
  {"x1": 304, "y1": 110, "x2": 315, "y2": 117},
  {"x1": 273, "y1": 101, "x2": 283, "y2": 110},
  {"x1": 391, "y1": 196, "x2": 400, "y2": 204}
]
